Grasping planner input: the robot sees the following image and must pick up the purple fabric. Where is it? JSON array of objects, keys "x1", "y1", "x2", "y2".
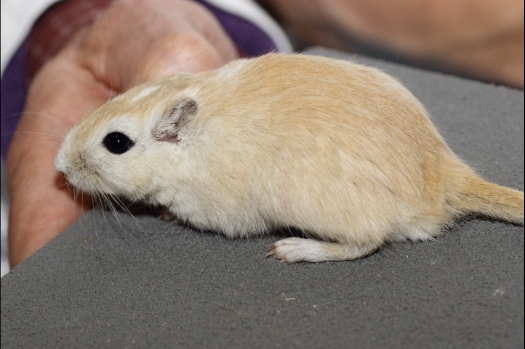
[
  {"x1": 0, "y1": 0, "x2": 280, "y2": 161},
  {"x1": 1, "y1": 42, "x2": 28, "y2": 161},
  {"x1": 195, "y1": 0, "x2": 278, "y2": 57}
]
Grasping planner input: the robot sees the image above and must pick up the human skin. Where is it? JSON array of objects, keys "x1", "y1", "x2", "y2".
[
  {"x1": 258, "y1": 0, "x2": 524, "y2": 88},
  {"x1": 6, "y1": 0, "x2": 238, "y2": 267}
]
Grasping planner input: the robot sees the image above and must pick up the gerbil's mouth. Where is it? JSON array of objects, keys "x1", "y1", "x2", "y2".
[
  {"x1": 58, "y1": 172, "x2": 81, "y2": 191},
  {"x1": 54, "y1": 164, "x2": 99, "y2": 195}
]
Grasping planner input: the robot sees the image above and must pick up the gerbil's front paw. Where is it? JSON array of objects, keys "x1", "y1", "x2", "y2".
[
  {"x1": 266, "y1": 237, "x2": 324, "y2": 263},
  {"x1": 157, "y1": 209, "x2": 180, "y2": 226}
]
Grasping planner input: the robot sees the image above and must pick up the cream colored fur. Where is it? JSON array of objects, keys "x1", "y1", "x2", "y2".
[{"x1": 55, "y1": 53, "x2": 524, "y2": 263}]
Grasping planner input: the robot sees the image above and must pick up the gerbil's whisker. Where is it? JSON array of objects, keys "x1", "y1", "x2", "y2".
[
  {"x1": 19, "y1": 142, "x2": 63, "y2": 153},
  {"x1": 112, "y1": 195, "x2": 141, "y2": 229},
  {"x1": 92, "y1": 192, "x2": 110, "y2": 239},
  {"x1": 92, "y1": 192, "x2": 106, "y2": 239},
  {"x1": 75, "y1": 188, "x2": 88, "y2": 235},
  {"x1": 96, "y1": 192, "x2": 109, "y2": 221},
  {"x1": 8, "y1": 131, "x2": 64, "y2": 138},
  {"x1": 33, "y1": 180, "x2": 71, "y2": 202},
  {"x1": 20, "y1": 107, "x2": 70, "y2": 137},
  {"x1": 104, "y1": 193, "x2": 123, "y2": 227}
]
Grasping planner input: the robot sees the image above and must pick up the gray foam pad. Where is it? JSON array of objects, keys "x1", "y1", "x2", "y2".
[{"x1": 2, "y1": 47, "x2": 524, "y2": 348}]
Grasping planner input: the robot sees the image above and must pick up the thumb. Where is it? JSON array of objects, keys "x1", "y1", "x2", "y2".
[{"x1": 130, "y1": 32, "x2": 228, "y2": 88}]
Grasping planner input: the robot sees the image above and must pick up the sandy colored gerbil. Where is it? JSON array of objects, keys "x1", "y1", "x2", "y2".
[{"x1": 55, "y1": 53, "x2": 524, "y2": 263}]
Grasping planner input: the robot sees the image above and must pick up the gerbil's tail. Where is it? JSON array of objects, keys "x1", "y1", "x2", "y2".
[{"x1": 451, "y1": 175, "x2": 524, "y2": 225}]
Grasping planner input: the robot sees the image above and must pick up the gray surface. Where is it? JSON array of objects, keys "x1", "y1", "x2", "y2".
[{"x1": 2, "y1": 47, "x2": 524, "y2": 348}]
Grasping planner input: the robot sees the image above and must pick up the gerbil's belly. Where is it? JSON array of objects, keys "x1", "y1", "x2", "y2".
[{"x1": 167, "y1": 199, "x2": 271, "y2": 238}]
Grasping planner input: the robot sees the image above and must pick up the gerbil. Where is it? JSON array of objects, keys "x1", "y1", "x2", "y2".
[{"x1": 55, "y1": 53, "x2": 524, "y2": 263}]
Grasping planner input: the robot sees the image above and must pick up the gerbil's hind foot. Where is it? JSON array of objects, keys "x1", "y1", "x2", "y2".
[{"x1": 266, "y1": 237, "x2": 378, "y2": 263}]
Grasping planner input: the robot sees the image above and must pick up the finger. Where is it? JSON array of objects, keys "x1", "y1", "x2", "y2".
[
  {"x1": 7, "y1": 54, "x2": 111, "y2": 267},
  {"x1": 76, "y1": 0, "x2": 239, "y2": 90},
  {"x1": 132, "y1": 32, "x2": 229, "y2": 87}
]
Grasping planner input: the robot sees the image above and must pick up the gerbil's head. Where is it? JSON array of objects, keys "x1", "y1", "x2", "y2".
[{"x1": 55, "y1": 81, "x2": 199, "y2": 201}]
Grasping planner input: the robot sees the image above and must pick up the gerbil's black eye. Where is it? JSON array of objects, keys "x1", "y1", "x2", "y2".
[{"x1": 103, "y1": 132, "x2": 134, "y2": 154}]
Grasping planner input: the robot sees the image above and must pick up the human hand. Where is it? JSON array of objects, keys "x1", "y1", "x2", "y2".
[
  {"x1": 7, "y1": 0, "x2": 239, "y2": 267},
  {"x1": 259, "y1": 0, "x2": 524, "y2": 88}
]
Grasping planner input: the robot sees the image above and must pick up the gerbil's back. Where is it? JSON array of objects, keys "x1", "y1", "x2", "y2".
[
  {"x1": 201, "y1": 54, "x2": 446, "y2": 157},
  {"x1": 199, "y1": 54, "x2": 447, "y2": 185}
]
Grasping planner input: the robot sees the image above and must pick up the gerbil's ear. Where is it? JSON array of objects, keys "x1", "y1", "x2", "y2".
[{"x1": 153, "y1": 97, "x2": 198, "y2": 143}]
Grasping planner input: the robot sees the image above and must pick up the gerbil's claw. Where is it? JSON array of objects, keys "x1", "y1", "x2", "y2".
[
  {"x1": 265, "y1": 245, "x2": 276, "y2": 258},
  {"x1": 266, "y1": 243, "x2": 291, "y2": 263},
  {"x1": 157, "y1": 208, "x2": 180, "y2": 225}
]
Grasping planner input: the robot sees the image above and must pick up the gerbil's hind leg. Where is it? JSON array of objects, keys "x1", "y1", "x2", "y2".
[{"x1": 266, "y1": 237, "x2": 378, "y2": 263}]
